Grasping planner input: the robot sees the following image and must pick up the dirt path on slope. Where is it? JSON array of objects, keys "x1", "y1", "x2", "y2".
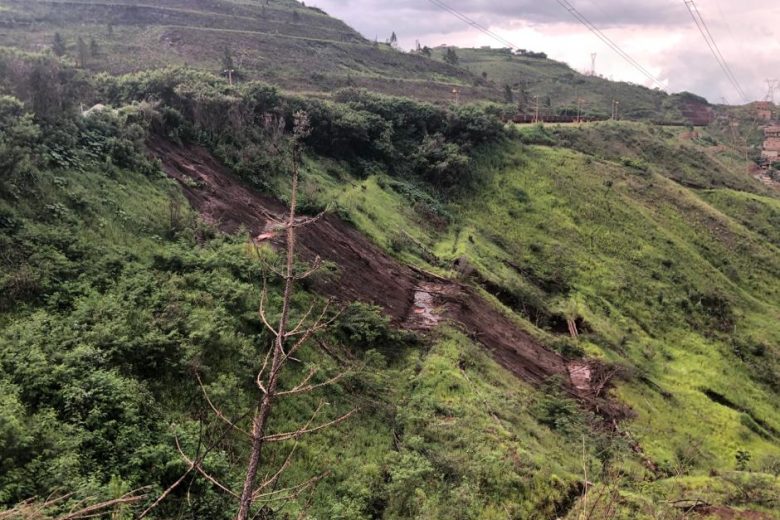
[{"x1": 149, "y1": 140, "x2": 595, "y2": 395}]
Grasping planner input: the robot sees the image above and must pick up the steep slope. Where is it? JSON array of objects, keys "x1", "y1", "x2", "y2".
[
  {"x1": 150, "y1": 140, "x2": 600, "y2": 395},
  {"x1": 1, "y1": 38, "x2": 779, "y2": 520}
]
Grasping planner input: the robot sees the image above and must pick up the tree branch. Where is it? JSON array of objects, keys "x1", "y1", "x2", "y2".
[
  {"x1": 262, "y1": 408, "x2": 358, "y2": 443},
  {"x1": 196, "y1": 372, "x2": 252, "y2": 438}
]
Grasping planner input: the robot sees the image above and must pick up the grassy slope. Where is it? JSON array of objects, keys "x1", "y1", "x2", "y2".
[
  {"x1": 436, "y1": 47, "x2": 710, "y2": 122},
  {"x1": 2, "y1": 94, "x2": 779, "y2": 517},
  {"x1": 0, "y1": 143, "x2": 617, "y2": 519},
  {"x1": 0, "y1": 0, "x2": 715, "y2": 120},
  {"x1": 298, "y1": 122, "x2": 780, "y2": 516},
  {"x1": 0, "y1": 0, "x2": 500, "y2": 103}
]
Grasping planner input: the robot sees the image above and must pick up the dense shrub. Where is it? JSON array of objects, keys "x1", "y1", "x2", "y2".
[{"x1": 0, "y1": 96, "x2": 40, "y2": 195}]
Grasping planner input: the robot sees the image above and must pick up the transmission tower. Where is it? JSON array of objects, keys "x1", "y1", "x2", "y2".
[
  {"x1": 766, "y1": 79, "x2": 779, "y2": 103},
  {"x1": 590, "y1": 53, "x2": 597, "y2": 76}
]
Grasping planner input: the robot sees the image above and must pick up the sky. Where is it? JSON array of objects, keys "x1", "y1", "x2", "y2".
[{"x1": 310, "y1": 0, "x2": 780, "y2": 103}]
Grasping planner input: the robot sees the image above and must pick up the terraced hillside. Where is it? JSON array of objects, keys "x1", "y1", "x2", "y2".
[
  {"x1": 0, "y1": 0, "x2": 502, "y2": 102},
  {"x1": 0, "y1": 0, "x2": 717, "y2": 122},
  {"x1": 436, "y1": 46, "x2": 715, "y2": 123}
]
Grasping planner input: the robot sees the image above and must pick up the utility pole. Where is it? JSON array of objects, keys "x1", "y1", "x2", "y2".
[
  {"x1": 576, "y1": 97, "x2": 583, "y2": 123},
  {"x1": 224, "y1": 68, "x2": 235, "y2": 86},
  {"x1": 590, "y1": 53, "x2": 597, "y2": 76},
  {"x1": 451, "y1": 88, "x2": 460, "y2": 105},
  {"x1": 534, "y1": 95, "x2": 540, "y2": 123}
]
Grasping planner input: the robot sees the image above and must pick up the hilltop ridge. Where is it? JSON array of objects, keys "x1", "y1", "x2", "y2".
[{"x1": 0, "y1": 0, "x2": 713, "y2": 121}]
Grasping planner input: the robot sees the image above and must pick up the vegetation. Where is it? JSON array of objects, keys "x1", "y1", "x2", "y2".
[
  {"x1": 0, "y1": 12, "x2": 778, "y2": 520},
  {"x1": 0, "y1": 1, "x2": 714, "y2": 120}
]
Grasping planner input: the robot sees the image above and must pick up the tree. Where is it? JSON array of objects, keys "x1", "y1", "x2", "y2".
[
  {"x1": 52, "y1": 33, "x2": 66, "y2": 57},
  {"x1": 221, "y1": 46, "x2": 234, "y2": 71},
  {"x1": 504, "y1": 85, "x2": 514, "y2": 104},
  {"x1": 443, "y1": 47, "x2": 459, "y2": 66},
  {"x1": 140, "y1": 112, "x2": 355, "y2": 520},
  {"x1": 90, "y1": 38, "x2": 99, "y2": 58},
  {"x1": 421, "y1": 46, "x2": 432, "y2": 57},
  {"x1": 77, "y1": 37, "x2": 88, "y2": 68},
  {"x1": 292, "y1": 9, "x2": 300, "y2": 22},
  {"x1": 516, "y1": 82, "x2": 530, "y2": 114},
  {"x1": 389, "y1": 31, "x2": 398, "y2": 48}
]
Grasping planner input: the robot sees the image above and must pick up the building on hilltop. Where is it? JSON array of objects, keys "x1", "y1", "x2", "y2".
[
  {"x1": 755, "y1": 101, "x2": 774, "y2": 121},
  {"x1": 761, "y1": 125, "x2": 780, "y2": 163}
]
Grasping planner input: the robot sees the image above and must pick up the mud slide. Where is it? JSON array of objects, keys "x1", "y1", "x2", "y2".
[{"x1": 150, "y1": 141, "x2": 596, "y2": 396}]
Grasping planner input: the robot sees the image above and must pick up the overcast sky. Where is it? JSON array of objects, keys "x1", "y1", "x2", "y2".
[{"x1": 310, "y1": 0, "x2": 779, "y2": 103}]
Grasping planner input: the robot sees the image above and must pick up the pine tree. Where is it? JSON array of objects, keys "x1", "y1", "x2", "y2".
[
  {"x1": 443, "y1": 47, "x2": 459, "y2": 66},
  {"x1": 52, "y1": 33, "x2": 66, "y2": 57},
  {"x1": 389, "y1": 31, "x2": 398, "y2": 48}
]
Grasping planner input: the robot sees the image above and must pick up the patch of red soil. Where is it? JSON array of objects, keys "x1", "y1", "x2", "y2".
[{"x1": 149, "y1": 140, "x2": 601, "y2": 395}]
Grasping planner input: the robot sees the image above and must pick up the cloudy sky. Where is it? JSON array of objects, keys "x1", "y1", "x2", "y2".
[{"x1": 311, "y1": 0, "x2": 779, "y2": 103}]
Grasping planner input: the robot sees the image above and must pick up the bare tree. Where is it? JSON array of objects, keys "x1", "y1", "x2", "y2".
[
  {"x1": 142, "y1": 111, "x2": 355, "y2": 520},
  {"x1": 234, "y1": 110, "x2": 356, "y2": 519}
]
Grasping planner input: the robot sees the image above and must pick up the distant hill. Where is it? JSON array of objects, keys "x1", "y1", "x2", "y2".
[
  {"x1": 431, "y1": 46, "x2": 714, "y2": 124},
  {"x1": 0, "y1": 0, "x2": 502, "y2": 103},
  {"x1": 0, "y1": 0, "x2": 714, "y2": 120}
]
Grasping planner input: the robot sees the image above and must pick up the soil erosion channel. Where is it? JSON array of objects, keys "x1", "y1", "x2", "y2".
[{"x1": 151, "y1": 141, "x2": 599, "y2": 398}]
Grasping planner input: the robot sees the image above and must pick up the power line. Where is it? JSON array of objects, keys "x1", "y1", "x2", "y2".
[
  {"x1": 683, "y1": 0, "x2": 748, "y2": 101},
  {"x1": 426, "y1": 0, "x2": 666, "y2": 90},
  {"x1": 554, "y1": 0, "x2": 665, "y2": 89},
  {"x1": 425, "y1": 0, "x2": 520, "y2": 51}
]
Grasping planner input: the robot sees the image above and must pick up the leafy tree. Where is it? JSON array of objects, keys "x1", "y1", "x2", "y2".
[
  {"x1": 443, "y1": 47, "x2": 459, "y2": 66},
  {"x1": 736, "y1": 449, "x2": 752, "y2": 471},
  {"x1": 52, "y1": 33, "x2": 66, "y2": 57},
  {"x1": 0, "y1": 96, "x2": 40, "y2": 195}
]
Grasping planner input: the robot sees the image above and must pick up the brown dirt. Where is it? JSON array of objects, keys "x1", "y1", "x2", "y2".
[{"x1": 149, "y1": 140, "x2": 601, "y2": 396}]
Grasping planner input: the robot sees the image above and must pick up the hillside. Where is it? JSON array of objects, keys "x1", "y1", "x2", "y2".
[
  {"x1": 0, "y1": 0, "x2": 716, "y2": 122},
  {"x1": 0, "y1": 0, "x2": 501, "y2": 103},
  {"x1": 1, "y1": 46, "x2": 780, "y2": 518},
  {"x1": 433, "y1": 46, "x2": 714, "y2": 123}
]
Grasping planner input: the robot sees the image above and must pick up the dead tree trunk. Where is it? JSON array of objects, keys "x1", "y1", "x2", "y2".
[
  {"x1": 142, "y1": 111, "x2": 355, "y2": 520},
  {"x1": 236, "y1": 121, "x2": 303, "y2": 520}
]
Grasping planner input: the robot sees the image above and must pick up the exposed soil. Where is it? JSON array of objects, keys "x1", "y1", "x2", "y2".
[{"x1": 149, "y1": 140, "x2": 602, "y2": 396}]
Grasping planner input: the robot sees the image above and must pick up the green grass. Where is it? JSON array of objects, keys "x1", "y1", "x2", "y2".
[
  {"x1": 432, "y1": 47, "x2": 710, "y2": 121},
  {"x1": 301, "y1": 128, "x2": 780, "y2": 498}
]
